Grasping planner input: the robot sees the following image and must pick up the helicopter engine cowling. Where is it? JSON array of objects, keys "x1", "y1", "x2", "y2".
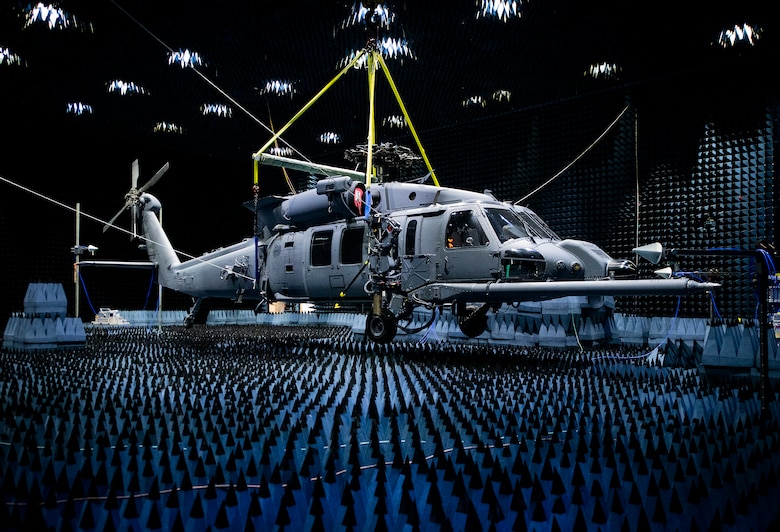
[{"x1": 279, "y1": 176, "x2": 366, "y2": 228}]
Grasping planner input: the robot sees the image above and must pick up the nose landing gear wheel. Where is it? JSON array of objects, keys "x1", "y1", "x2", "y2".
[
  {"x1": 457, "y1": 303, "x2": 489, "y2": 338},
  {"x1": 366, "y1": 311, "x2": 398, "y2": 343}
]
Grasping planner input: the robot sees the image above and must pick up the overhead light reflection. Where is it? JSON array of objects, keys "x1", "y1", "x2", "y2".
[
  {"x1": 382, "y1": 115, "x2": 406, "y2": 129},
  {"x1": 491, "y1": 89, "x2": 512, "y2": 102},
  {"x1": 23, "y1": 2, "x2": 93, "y2": 32},
  {"x1": 342, "y1": 2, "x2": 396, "y2": 30},
  {"x1": 318, "y1": 132, "x2": 341, "y2": 144},
  {"x1": 0, "y1": 47, "x2": 25, "y2": 67},
  {"x1": 200, "y1": 103, "x2": 232, "y2": 118},
  {"x1": 106, "y1": 79, "x2": 148, "y2": 96},
  {"x1": 584, "y1": 62, "x2": 621, "y2": 80},
  {"x1": 460, "y1": 89, "x2": 512, "y2": 111},
  {"x1": 717, "y1": 23, "x2": 762, "y2": 48},
  {"x1": 476, "y1": 0, "x2": 523, "y2": 22},
  {"x1": 66, "y1": 102, "x2": 93, "y2": 116},
  {"x1": 268, "y1": 146, "x2": 294, "y2": 157},
  {"x1": 168, "y1": 49, "x2": 205, "y2": 69},
  {"x1": 153, "y1": 122, "x2": 185, "y2": 135},
  {"x1": 338, "y1": 37, "x2": 416, "y2": 69},
  {"x1": 258, "y1": 80, "x2": 297, "y2": 98},
  {"x1": 461, "y1": 95, "x2": 486, "y2": 108}
]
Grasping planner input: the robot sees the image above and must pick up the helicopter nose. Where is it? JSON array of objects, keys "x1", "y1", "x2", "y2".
[{"x1": 608, "y1": 259, "x2": 637, "y2": 279}]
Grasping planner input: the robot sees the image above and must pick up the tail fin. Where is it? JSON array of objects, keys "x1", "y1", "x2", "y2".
[{"x1": 138, "y1": 193, "x2": 181, "y2": 289}]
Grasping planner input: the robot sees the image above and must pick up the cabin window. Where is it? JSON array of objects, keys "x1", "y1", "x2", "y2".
[
  {"x1": 405, "y1": 219, "x2": 417, "y2": 255},
  {"x1": 311, "y1": 230, "x2": 332, "y2": 266},
  {"x1": 445, "y1": 210, "x2": 488, "y2": 248},
  {"x1": 341, "y1": 227, "x2": 364, "y2": 264}
]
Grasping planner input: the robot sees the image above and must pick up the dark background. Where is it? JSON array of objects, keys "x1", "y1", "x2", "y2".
[{"x1": 0, "y1": 0, "x2": 776, "y2": 326}]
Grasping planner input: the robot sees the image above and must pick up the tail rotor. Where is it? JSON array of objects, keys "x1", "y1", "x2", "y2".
[{"x1": 103, "y1": 159, "x2": 170, "y2": 237}]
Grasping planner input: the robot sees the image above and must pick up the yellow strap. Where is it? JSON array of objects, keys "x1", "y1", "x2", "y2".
[
  {"x1": 366, "y1": 50, "x2": 377, "y2": 189},
  {"x1": 252, "y1": 49, "x2": 367, "y2": 165},
  {"x1": 267, "y1": 108, "x2": 296, "y2": 194},
  {"x1": 376, "y1": 53, "x2": 439, "y2": 187}
]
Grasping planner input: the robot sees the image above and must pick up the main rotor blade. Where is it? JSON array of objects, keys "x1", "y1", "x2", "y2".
[{"x1": 138, "y1": 161, "x2": 169, "y2": 193}]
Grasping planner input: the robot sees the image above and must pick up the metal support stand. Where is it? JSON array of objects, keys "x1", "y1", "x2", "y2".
[
  {"x1": 74, "y1": 202, "x2": 80, "y2": 319},
  {"x1": 669, "y1": 248, "x2": 776, "y2": 417},
  {"x1": 71, "y1": 202, "x2": 98, "y2": 322}
]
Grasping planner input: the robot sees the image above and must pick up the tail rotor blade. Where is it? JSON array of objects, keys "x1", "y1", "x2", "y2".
[
  {"x1": 139, "y1": 161, "x2": 169, "y2": 193},
  {"x1": 103, "y1": 205, "x2": 126, "y2": 233},
  {"x1": 131, "y1": 159, "x2": 139, "y2": 190},
  {"x1": 104, "y1": 159, "x2": 167, "y2": 235}
]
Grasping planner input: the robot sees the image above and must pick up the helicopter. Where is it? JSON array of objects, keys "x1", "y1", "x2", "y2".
[
  {"x1": 94, "y1": 43, "x2": 718, "y2": 343},
  {"x1": 93, "y1": 147, "x2": 718, "y2": 344}
]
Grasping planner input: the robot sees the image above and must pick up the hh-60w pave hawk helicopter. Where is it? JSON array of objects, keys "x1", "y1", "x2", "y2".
[{"x1": 97, "y1": 43, "x2": 718, "y2": 343}]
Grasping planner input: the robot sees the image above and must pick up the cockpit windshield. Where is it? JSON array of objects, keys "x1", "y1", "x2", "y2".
[
  {"x1": 513, "y1": 206, "x2": 560, "y2": 240},
  {"x1": 484, "y1": 206, "x2": 560, "y2": 243}
]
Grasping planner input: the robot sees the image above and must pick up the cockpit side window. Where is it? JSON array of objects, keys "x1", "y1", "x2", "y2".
[
  {"x1": 484, "y1": 207, "x2": 531, "y2": 243},
  {"x1": 512, "y1": 207, "x2": 560, "y2": 240},
  {"x1": 484, "y1": 207, "x2": 561, "y2": 242},
  {"x1": 445, "y1": 210, "x2": 488, "y2": 248}
]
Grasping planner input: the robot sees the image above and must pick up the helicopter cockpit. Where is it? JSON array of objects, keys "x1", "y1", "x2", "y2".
[
  {"x1": 484, "y1": 205, "x2": 561, "y2": 243},
  {"x1": 445, "y1": 209, "x2": 489, "y2": 248}
]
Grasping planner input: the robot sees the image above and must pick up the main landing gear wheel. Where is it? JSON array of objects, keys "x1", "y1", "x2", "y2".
[
  {"x1": 456, "y1": 302, "x2": 489, "y2": 338},
  {"x1": 184, "y1": 297, "x2": 205, "y2": 328},
  {"x1": 366, "y1": 311, "x2": 398, "y2": 344}
]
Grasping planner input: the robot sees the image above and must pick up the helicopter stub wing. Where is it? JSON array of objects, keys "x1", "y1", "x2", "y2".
[{"x1": 408, "y1": 278, "x2": 719, "y2": 305}]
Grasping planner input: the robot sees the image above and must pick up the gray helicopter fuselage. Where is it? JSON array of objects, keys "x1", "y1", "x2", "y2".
[
  {"x1": 139, "y1": 182, "x2": 633, "y2": 306},
  {"x1": 261, "y1": 220, "x2": 370, "y2": 302},
  {"x1": 255, "y1": 181, "x2": 634, "y2": 304}
]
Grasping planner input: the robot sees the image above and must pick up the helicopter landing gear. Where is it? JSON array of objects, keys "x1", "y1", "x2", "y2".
[
  {"x1": 254, "y1": 296, "x2": 268, "y2": 314},
  {"x1": 184, "y1": 297, "x2": 205, "y2": 328},
  {"x1": 455, "y1": 302, "x2": 490, "y2": 338},
  {"x1": 365, "y1": 310, "x2": 398, "y2": 344}
]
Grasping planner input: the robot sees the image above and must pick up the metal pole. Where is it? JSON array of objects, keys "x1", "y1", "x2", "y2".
[
  {"x1": 756, "y1": 257, "x2": 770, "y2": 418},
  {"x1": 671, "y1": 248, "x2": 772, "y2": 416},
  {"x1": 74, "y1": 202, "x2": 80, "y2": 319},
  {"x1": 158, "y1": 208, "x2": 163, "y2": 332}
]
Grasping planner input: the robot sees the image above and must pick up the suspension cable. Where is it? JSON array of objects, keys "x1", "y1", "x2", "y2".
[{"x1": 516, "y1": 105, "x2": 630, "y2": 204}]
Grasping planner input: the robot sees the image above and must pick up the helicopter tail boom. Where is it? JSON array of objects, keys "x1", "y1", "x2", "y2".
[{"x1": 138, "y1": 193, "x2": 181, "y2": 289}]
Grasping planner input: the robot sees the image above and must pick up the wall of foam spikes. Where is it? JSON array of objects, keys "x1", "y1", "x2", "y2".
[{"x1": 417, "y1": 67, "x2": 776, "y2": 321}]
